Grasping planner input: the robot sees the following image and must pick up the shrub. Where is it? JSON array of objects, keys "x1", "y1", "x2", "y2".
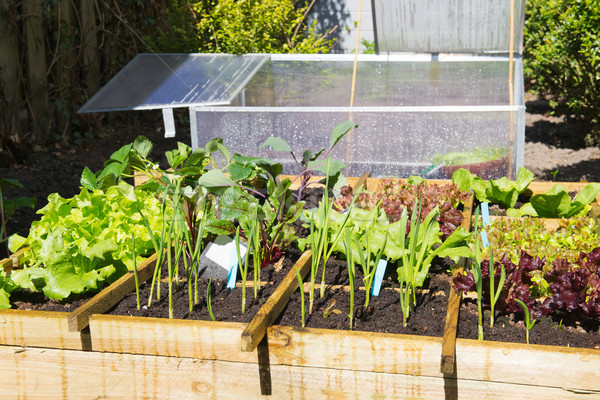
[
  {"x1": 155, "y1": 0, "x2": 335, "y2": 55},
  {"x1": 524, "y1": 0, "x2": 600, "y2": 144}
]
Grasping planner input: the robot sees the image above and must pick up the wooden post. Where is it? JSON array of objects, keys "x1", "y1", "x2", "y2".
[
  {"x1": 23, "y1": 0, "x2": 50, "y2": 142},
  {"x1": 80, "y1": 0, "x2": 100, "y2": 95}
]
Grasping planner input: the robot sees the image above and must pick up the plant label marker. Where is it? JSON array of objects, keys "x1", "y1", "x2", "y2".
[
  {"x1": 480, "y1": 202, "x2": 490, "y2": 248},
  {"x1": 227, "y1": 250, "x2": 238, "y2": 289},
  {"x1": 371, "y1": 259, "x2": 388, "y2": 296},
  {"x1": 161, "y1": 108, "x2": 176, "y2": 138},
  {"x1": 198, "y1": 235, "x2": 247, "y2": 280}
]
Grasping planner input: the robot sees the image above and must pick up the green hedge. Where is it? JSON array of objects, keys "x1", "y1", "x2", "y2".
[
  {"x1": 524, "y1": 0, "x2": 600, "y2": 144},
  {"x1": 154, "y1": 0, "x2": 335, "y2": 55}
]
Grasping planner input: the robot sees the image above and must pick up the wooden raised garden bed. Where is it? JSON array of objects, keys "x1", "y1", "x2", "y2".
[
  {"x1": 1, "y1": 178, "x2": 599, "y2": 398},
  {"x1": 0, "y1": 251, "x2": 158, "y2": 350}
]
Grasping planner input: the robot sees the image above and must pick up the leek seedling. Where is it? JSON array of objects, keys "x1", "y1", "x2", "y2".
[
  {"x1": 131, "y1": 234, "x2": 140, "y2": 310},
  {"x1": 307, "y1": 171, "x2": 358, "y2": 314},
  {"x1": 206, "y1": 279, "x2": 215, "y2": 321},
  {"x1": 470, "y1": 206, "x2": 485, "y2": 340},
  {"x1": 295, "y1": 266, "x2": 306, "y2": 327},
  {"x1": 397, "y1": 196, "x2": 440, "y2": 326},
  {"x1": 235, "y1": 226, "x2": 249, "y2": 313},
  {"x1": 515, "y1": 299, "x2": 537, "y2": 344},
  {"x1": 355, "y1": 231, "x2": 387, "y2": 309},
  {"x1": 488, "y1": 249, "x2": 506, "y2": 328},
  {"x1": 343, "y1": 230, "x2": 356, "y2": 330}
]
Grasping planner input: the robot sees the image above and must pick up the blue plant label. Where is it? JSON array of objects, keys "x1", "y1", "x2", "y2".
[
  {"x1": 227, "y1": 249, "x2": 238, "y2": 289},
  {"x1": 481, "y1": 202, "x2": 490, "y2": 226},
  {"x1": 480, "y1": 231, "x2": 489, "y2": 249},
  {"x1": 480, "y1": 202, "x2": 490, "y2": 248},
  {"x1": 371, "y1": 259, "x2": 388, "y2": 296}
]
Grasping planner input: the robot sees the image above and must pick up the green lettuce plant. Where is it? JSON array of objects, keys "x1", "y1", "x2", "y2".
[
  {"x1": 507, "y1": 183, "x2": 600, "y2": 218},
  {"x1": 8, "y1": 181, "x2": 164, "y2": 302},
  {"x1": 452, "y1": 167, "x2": 534, "y2": 209}
]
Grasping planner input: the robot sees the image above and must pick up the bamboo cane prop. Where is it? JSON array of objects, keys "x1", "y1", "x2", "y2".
[
  {"x1": 345, "y1": 0, "x2": 364, "y2": 177},
  {"x1": 508, "y1": 0, "x2": 516, "y2": 178}
]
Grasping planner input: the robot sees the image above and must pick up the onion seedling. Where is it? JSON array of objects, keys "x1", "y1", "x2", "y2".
[
  {"x1": 470, "y1": 206, "x2": 485, "y2": 340},
  {"x1": 206, "y1": 279, "x2": 215, "y2": 321},
  {"x1": 343, "y1": 230, "x2": 356, "y2": 330},
  {"x1": 515, "y1": 299, "x2": 537, "y2": 344},
  {"x1": 354, "y1": 231, "x2": 387, "y2": 308},
  {"x1": 235, "y1": 226, "x2": 249, "y2": 313},
  {"x1": 295, "y1": 266, "x2": 306, "y2": 327},
  {"x1": 397, "y1": 197, "x2": 441, "y2": 326},
  {"x1": 131, "y1": 234, "x2": 140, "y2": 310},
  {"x1": 488, "y1": 249, "x2": 506, "y2": 328}
]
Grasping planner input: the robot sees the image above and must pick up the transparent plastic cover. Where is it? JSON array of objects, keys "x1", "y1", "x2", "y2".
[{"x1": 78, "y1": 53, "x2": 268, "y2": 113}]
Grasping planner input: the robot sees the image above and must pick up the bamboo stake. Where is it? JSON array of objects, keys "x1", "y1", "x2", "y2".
[
  {"x1": 508, "y1": 0, "x2": 516, "y2": 178},
  {"x1": 345, "y1": 0, "x2": 364, "y2": 177}
]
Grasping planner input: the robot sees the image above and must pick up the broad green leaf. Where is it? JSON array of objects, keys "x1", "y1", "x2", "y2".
[
  {"x1": 254, "y1": 158, "x2": 282, "y2": 179},
  {"x1": 197, "y1": 169, "x2": 235, "y2": 189},
  {"x1": 109, "y1": 143, "x2": 133, "y2": 163},
  {"x1": 80, "y1": 167, "x2": 97, "y2": 191},
  {"x1": 185, "y1": 148, "x2": 209, "y2": 168},
  {"x1": 308, "y1": 159, "x2": 345, "y2": 176},
  {"x1": 407, "y1": 175, "x2": 426, "y2": 186},
  {"x1": 0, "y1": 178, "x2": 24, "y2": 191},
  {"x1": 451, "y1": 168, "x2": 473, "y2": 192},
  {"x1": 514, "y1": 167, "x2": 535, "y2": 193},
  {"x1": 487, "y1": 178, "x2": 518, "y2": 209},
  {"x1": 259, "y1": 136, "x2": 292, "y2": 153},
  {"x1": 80, "y1": 239, "x2": 118, "y2": 260},
  {"x1": 3, "y1": 196, "x2": 36, "y2": 220},
  {"x1": 530, "y1": 185, "x2": 571, "y2": 217},
  {"x1": 205, "y1": 138, "x2": 230, "y2": 163},
  {"x1": 572, "y1": 183, "x2": 600, "y2": 207},
  {"x1": 0, "y1": 289, "x2": 10, "y2": 310},
  {"x1": 506, "y1": 202, "x2": 538, "y2": 217},
  {"x1": 228, "y1": 162, "x2": 254, "y2": 181},
  {"x1": 133, "y1": 136, "x2": 153, "y2": 158},
  {"x1": 42, "y1": 264, "x2": 115, "y2": 300},
  {"x1": 329, "y1": 120, "x2": 356, "y2": 148},
  {"x1": 7, "y1": 234, "x2": 26, "y2": 253},
  {"x1": 470, "y1": 178, "x2": 489, "y2": 202}
]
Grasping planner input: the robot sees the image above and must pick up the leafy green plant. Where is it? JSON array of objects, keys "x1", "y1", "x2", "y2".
[
  {"x1": 507, "y1": 183, "x2": 600, "y2": 218},
  {"x1": 8, "y1": 181, "x2": 164, "y2": 303},
  {"x1": 452, "y1": 167, "x2": 534, "y2": 209},
  {"x1": 259, "y1": 120, "x2": 356, "y2": 201}
]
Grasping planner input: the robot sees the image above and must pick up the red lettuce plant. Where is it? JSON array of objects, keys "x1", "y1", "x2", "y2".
[
  {"x1": 333, "y1": 178, "x2": 468, "y2": 239},
  {"x1": 454, "y1": 247, "x2": 600, "y2": 322}
]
